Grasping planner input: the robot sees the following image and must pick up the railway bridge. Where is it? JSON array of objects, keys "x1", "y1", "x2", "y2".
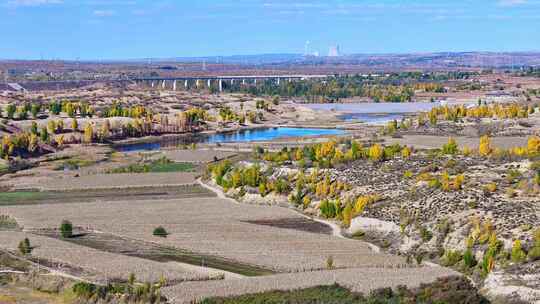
[{"x1": 133, "y1": 74, "x2": 332, "y2": 92}]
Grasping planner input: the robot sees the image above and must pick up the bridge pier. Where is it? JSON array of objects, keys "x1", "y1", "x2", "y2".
[
  {"x1": 162, "y1": 80, "x2": 166, "y2": 89},
  {"x1": 196, "y1": 79, "x2": 200, "y2": 88},
  {"x1": 219, "y1": 79, "x2": 223, "y2": 92},
  {"x1": 277, "y1": 78, "x2": 280, "y2": 85},
  {"x1": 173, "y1": 80, "x2": 176, "y2": 91},
  {"x1": 185, "y1": 80, "x2": 188, "y2": 89},
  {"x1": 207, "y1": 79, "x2": 211, "y2": 88},
  {"x1": 242, "y1": 79, "x2": 245, "y2": 85}
]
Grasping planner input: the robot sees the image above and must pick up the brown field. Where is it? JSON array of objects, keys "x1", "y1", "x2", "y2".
[
  {"x1": 163, "y1": 266, "x2": 458, "y2": 303},
  {"x1": 1, "y1": 197, "x2": 407, "y2": 272}
]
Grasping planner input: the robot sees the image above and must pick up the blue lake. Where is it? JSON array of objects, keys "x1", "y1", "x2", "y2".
[{"x1": 115, "y1": 127, "x2": 345, "y2": 152}]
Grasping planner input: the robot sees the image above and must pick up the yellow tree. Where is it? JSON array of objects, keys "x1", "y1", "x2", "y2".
[
  {"x1": 342, "y1": 203, "x2": 353, "y2": 228},
  {"x1": 401, "y1": 146, "x2": 412, "y2": 159},
  {"x1": 56, "y1": 135, "x2": 64, "y2": 148},
  {"x1": 479, "y1": 135, "x2": 492, "y2": 157},
  {"x1": 28, "y1": 133, "x2": 38, "y2": 153},
  {"x1": 83, "y1": 124, "x2": 93, "y2": 144},
  {"x1": 71, "y1": 118, "x2": 78, "y2": 131},
  {"x1": 527, "y1": 136, "x2": 540, "y2": 155},
  {"x1": 368, "y1": 144, "x2": 383, "y2": 162}
]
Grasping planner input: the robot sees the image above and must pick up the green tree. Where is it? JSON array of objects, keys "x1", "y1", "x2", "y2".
[
  {"x1": 60, "y1": 220, "x2": 73, "y2": 238},
  {"x1": 18, "y1": 238, "x2": 32, "y2": 255},
  {"x1": 71, "y1": 118, "x2": 78, "y2": 131},
  {"x1": 153, "y1": 226, "x2": 168, "y2": 237},
  {"x1": 30, "y1": 121, "x2": 38, "y2": 135},
  {"x1": 40, "y1": 127, "x2": 49, "y2": 142},
  {"x1": 511, "y1": 240, "x2": 526, "y2": 263},
  {"x1": 31, "y1": 104, "x2": 41, "y2": 119},
  {"x1": 5, "y1": 104, "x2": 16, "y2": 119}
]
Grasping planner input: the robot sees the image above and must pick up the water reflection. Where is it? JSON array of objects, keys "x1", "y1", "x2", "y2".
[{"x1": 115, "y1": 127, "x2": 345, "y2": 152}]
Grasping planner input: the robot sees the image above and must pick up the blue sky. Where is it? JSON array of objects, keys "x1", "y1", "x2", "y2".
[{"x1": 0, "y1": 0, "x2": 539, "y2": 60}]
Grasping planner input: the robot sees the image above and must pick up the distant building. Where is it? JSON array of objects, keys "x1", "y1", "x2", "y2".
[{"x1": 328, "y1": 45, "x2": 340, "y2": 57}]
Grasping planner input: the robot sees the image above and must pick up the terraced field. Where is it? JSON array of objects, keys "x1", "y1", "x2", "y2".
[
  {"x1": 16, "y1": 172, "x2": 199, "y2": 191},
  {"x1": 163, "y1": 266, "x2": 458, "y2": 303},
  {"x1": 0, "y1": 231, "x2": 213, "y2": 284},
  {"x1": 0, "y1": 185, "x2": 214, "y2": 206},
  {"x1": 1, "y1": 197, "x2": 407, "y2": 272}
]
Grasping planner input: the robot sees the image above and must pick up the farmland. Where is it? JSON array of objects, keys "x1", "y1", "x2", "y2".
[{"x1": 2, "y1": 64, "x2": 540, "y2": 304}]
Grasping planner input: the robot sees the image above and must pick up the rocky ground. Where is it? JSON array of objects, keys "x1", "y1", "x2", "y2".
[{"x1": 222, "y1": 147, "x2": 540, "y2": 303}]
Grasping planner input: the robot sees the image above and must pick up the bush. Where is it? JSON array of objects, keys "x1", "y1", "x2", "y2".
[
  {"x1": 442, "y1": 250, "x2": 462, "y2": 266},
  {"x1": 18, "y1": 238, "x2": 32, "y2": 255},
  {"x1": 319, "y1": 200, "x2": 339, "y2": 218},
  {"x1": 484, "y1": 182, "x2": 497, "y2": 193},
  {"x1": 420, "y1": 227, "x2": 433, "y2": 242},
  {"x1": 442, "y1": 137, "x2": 458, "y2": 154},
  {"x1": 511, "y1": 240, "x2": 527, "y2": 263},
  {"x1": 72, "y1": 282, "x2": 97, "y2": 299},
  {"x1": 326, "y1": 255, "x2": 334, "y2": 270},
  {"x1": 153, "y1": 226, "x2": 168, "y2": 237},
  {"x1": 528, "y1": 246, "x2": 540, "y2": 261},
  {"x1": 463, "y1": 249, "x2": 477, "y2": 268},
  {"x1": 60, "y1": 220, "x2": 73, "y2": 238}
]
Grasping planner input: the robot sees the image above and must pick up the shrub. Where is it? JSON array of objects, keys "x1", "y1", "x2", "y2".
[
  {"x1": 342, "y1": 203, "x2": 353, "y2": 228},
  {"x1": 484, "y1": 182, "x2": 497, "y2": 193},
  {"x1": 326, "y1": 255, "x2": 334, "y2": 269},
  {"x1": 60, "y1": 220, "x2": 73, "y2": 238},
  {"x1": 511, "y1": 240, "x2": 527, "y2": 263},
  {"x1": 528, "y1": 246, "x2": 540, "y2": 261},
  {"x1": 368, "y1": 144, "x2": 384, "y2": 162},
  {"x1": 442, "y1": 250, "x2": 462, "y2": 266},
  {"x1": 481, "y1": 253, "x2": 495, "y2": 276},
  {"x1": 462, "y1": 145, "x2": 473, "y2": 156},
  {"x1": 18, "y1": 238, "x2": 32, "y2": 255},
  {"x1": 403, "y1": 170, "x2": 413, "y2": 179},
  {"x1": 72, "y1": 282, "x2": 97, "y2": 299},
  {"x1": 463, "y1": 249, "x2": 477, "y2": 268},
  {"x1": 0, "y1": 215, "x2": 19, "y2": 230},
  {"x1": 442, "y1": 137, "x2": 458, "y2": 155},
  {"x1": 506, "y1": 169, "x2": 522, "y2": 184},
  {"x1": 153, "y1": 226, "x2": 168, "y2": 237},
  {"x1": 420, "y1": 227, "x2": 433, "y2": 242},
  {"x1": 319, "y1": 200, "x2": 339, "y2": 218},
  {"x1": 479, "y1": 135, "x2": 492, "y2": 157},
  {"x1": 401, "y1": 146, "x2": 412, "y2": 158}
]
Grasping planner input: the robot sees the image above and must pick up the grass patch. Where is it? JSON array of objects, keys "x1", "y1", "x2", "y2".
[
  {"x1": 0, "y1": 191, "x2": 47, "y2": 204},
  {"x1": 53, "y1": 158, "x2": 96, "y2": 171},
  {"x1": 107, "y1": 157, "x2": 195, "y2": 174},
  {"x1": 201, "y1": 284, "x2": 361, "y2": 304},
  {"x1": 0, "y1": 185, "x2": 214, "y2": 206}
]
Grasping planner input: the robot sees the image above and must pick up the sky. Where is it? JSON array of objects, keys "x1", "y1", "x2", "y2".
[{"x1": 0, "y1": 0, "x2": 539, "y2": 60}]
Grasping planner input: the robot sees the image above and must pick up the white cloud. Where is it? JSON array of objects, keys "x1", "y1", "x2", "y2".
[
  {"x1": 498, "y1": 0, "x2": 528, "y2": 6},
  {"x1": 6, "y1": 0, "x2": 62, "y2": 6},
  {"x1": 93, "y1": 9, "x2": 115, "y2": 16}
]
